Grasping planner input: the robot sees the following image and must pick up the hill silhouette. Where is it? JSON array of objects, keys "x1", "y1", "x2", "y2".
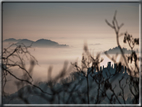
[
  {"x1": 4, "y1": 38, "x2": 69, "y2": 48},
  {"x1": 104, "y1": 46, "x2": 138, "y2": 54}
]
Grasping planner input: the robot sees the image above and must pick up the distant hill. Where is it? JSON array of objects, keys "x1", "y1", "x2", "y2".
[
  {"x1": 16, "y1": 39, "x2": 34, "y2": 46},
  {"x1": 104, "y1": 46, "x2": 137, "y2": 54},
  {"x1": 33, "y1": 39, "x2": 58, "y2": 47},
  {"x1": 4, "y1": 38, "x2": 18, "y2": 42},
  {"x1": 4, "y1": 38, "x2": 69, "y2": 48}
]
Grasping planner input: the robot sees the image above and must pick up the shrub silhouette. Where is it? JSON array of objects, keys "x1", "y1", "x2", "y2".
[{"x1": 2, "y1": 11, "x2": 140, "y2": 105}]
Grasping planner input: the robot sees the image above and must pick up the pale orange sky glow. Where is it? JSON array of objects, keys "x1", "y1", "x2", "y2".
[{"x1": 3, "y1": 3, "x2": 139, "y2": 41}]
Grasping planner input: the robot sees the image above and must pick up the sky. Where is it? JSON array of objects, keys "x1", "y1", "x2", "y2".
[
  {"x1": 3, "y1": 3, "x2": 139, "y2": 41},
  {"x1": 2, "y1": 3, "x2": 140, "y2": 94}
]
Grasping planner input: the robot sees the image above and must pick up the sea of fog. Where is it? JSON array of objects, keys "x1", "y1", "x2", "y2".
[{"x1": 3, "y1": 38, "x2": 137, "y2": 94}]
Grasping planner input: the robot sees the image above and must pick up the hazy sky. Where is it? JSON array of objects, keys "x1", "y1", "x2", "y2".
[{"x1": 3, "y1": 3, "x2": 139, "y2": 41}]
